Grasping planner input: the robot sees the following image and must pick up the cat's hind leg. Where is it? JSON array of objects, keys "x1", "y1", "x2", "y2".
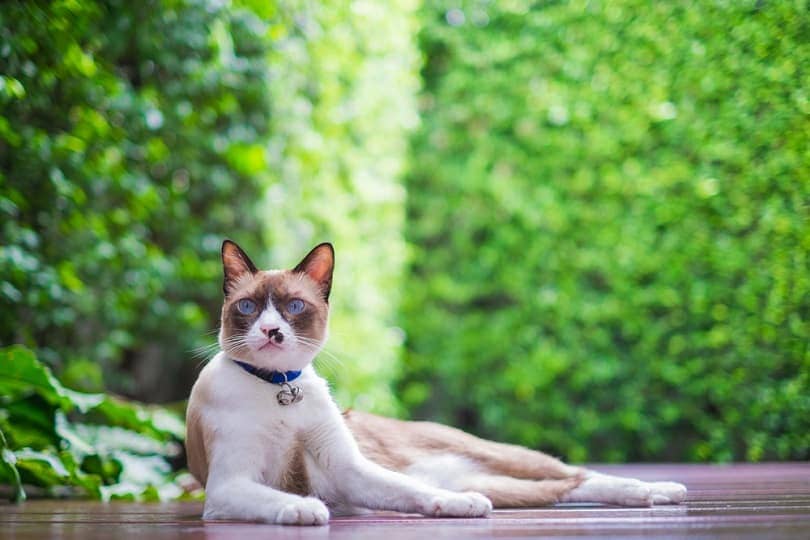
[
  {"x1": 405, "y1": 454, "x2": 686, "y2": 508},
  {"x1": 561, "y1": 471, "x2": 687, "y2": 507},
  {"x1": 647, "y1": 480, "x2": 688, "y2": 504},
  {"x1": 404, "y1": 454, "x2": 581, "y2": 507},
  {"x1": 346, "y1": 411, "x2": 687, "y2": 508},
  {"x1": 347, "y1": 411, "x2": 584, "y2": 481}
]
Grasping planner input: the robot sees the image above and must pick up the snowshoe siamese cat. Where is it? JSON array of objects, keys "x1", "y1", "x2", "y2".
[{"x1": 185, "y1": 241, "x2": 686, "y2": 525}]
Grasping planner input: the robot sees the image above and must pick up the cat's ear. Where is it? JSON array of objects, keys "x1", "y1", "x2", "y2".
[
  {"x1": 293, "y1": 242, "x2": 334, "y2": 301},
  {"x1": 221, "y1": 239, "x2": 258, "y2": 296}
]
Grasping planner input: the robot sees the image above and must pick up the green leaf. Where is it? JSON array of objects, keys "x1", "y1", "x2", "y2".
[
  {"x1": 2, "y1": 396, "x2": 59, "y2": 449},
  {"x1": 14, "y1": 448, "x2": 71, "y2": 488},
  {"x1": 90, "y1": 396, "x2": 179, "y2": 442},
  {"x1": 0, "y1": 346, "x2": 181, "y2": 442},
  {"x1": 99, "y1": 452, "x2": 180, "y2": 502},
  {"x1": 0, "y1": 345, "x2": 66, "y2": 408},
  {"x1": 0, "y1": 429, "x2": 25, "y2": 502}
]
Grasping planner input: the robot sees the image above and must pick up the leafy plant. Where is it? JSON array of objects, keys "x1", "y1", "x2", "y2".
[
  {"x1": 0, "y1": 0, "x2": 270, "y2": 401},
  {"x1": 258, "y1": 0, "x2": 420, "y2": 414},
  {"x1": 0, "y1": 345, "x2": 185, "y2": 501},
  {"x1": 1, "y1": 0, "x2": 806, "y2": 473},
  {"x1": 0, "y1": 0, "x2": 421, "y2": 415}
]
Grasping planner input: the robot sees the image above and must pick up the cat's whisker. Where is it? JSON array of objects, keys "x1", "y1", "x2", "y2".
[
  {"x1": 295, "y1": 336, "x2": 324, "y2": 346},
  {"x1": 192, "y1": 334, "x2": 258, "y2": 370},
  {"x1": 190, "y1": 341, "x2": 223, "y2": 369},
  {"x1": 221, "y1": 336, "x2": 246, "y2": 345},
  {"x1": 218, "y1": 336, "x2": 252, "y2": 356},
  {"x1": 313, "y1": 350, "x2": 344, "y2": 378},
  {"x1": 317, "y1": 349, "x2": 344, "y2": 368},
  {"x1": 293, "y1": 336, "x2": 328, "y2": 352},
  {"x1": 292, "y1": 335, "x2": 332, "y2": 349},
  {"x1": 293, "y1": 338, "x2": 345, "y2": 373},
  {"x1": 191, "y1": 341, "x2": 217, "y2": 352},
  {"x1": 312, "y1": 356, "x2": 339, "y2": 378},
  {"x1": 191, "y1": 341, "x2": 220, "y2": 358},
  {"x1": 195, "y1": 357, "x2": 213, "y2": 370},
  {"x1": 294, "y1": 336, "x2": 323, "y2": 347}
]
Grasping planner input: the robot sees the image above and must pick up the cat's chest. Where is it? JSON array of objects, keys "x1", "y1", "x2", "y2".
[
  {"x1": 198, "y1": 357, "x2": 339, "y2": 491},
  {"x1": 219, "y1": 376, "x2": 329, "y2": 493},
  {"x1": 210, "y1": 365, "x2": 331, "y2": 447},
  {"x1": 227, "y1": 379, "x2": 326, "y2": 433}
]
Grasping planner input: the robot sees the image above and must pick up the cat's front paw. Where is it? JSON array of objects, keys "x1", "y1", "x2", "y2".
[
  {"x1": 421, "y1": 491, "x2": 492, "y2": 518},
  {"x1": 275, "y1": 497, "x2": 329, "y2": 526}
]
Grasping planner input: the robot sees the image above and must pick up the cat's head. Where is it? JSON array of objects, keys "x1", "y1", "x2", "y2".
[{"x1": 218, "y1": 240, "x2": 333, "y2": 372}]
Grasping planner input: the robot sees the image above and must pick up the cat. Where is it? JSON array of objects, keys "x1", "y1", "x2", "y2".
[{"x1": 184, "y1": 240, "x2": 687, "y2": 525}]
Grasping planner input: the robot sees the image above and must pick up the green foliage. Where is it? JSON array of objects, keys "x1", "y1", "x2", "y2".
[
  {"x1": 0, "y1": 0, "x2": 271, "y2": 400},
  {"x1": 0, "y1": 345, "x2": 185, "y2": 501},
  {"x1": 0, "y1": 0, "x2": 420, "y2": 412},
  {"x1": 400, "y1": 0, "x2": 809, "y2": 462},
  {"x1": 1, "y1": 0, "x2": 806, "y2": 476},
  {"x1": 260, "y1": 0, "x2": 420, "y2": 413}
]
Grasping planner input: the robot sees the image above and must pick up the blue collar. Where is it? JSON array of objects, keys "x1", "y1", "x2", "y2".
[{"x1": 232, "y1": 359, "x2": 302, "y2": 385}]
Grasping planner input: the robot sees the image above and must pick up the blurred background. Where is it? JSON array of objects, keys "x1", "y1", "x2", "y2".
[{"x1": 1, "y1": 0, "x2": 808, "y2": 500}]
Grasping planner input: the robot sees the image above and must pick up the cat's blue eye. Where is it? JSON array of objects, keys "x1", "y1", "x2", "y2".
[
  {"x1": 237, "y1": 298, "x2": 256, "y2": 315},
  {"x1": 287, "y1": 298, "x2": 305, "y2": 315}
]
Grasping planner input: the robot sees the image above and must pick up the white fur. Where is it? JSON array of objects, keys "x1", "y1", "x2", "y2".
[
  {"x1": 405, "y1": 454, "x2": 482, "y2": 491},
  {"x1": 219, "y1": 280, "x2": 320, "y2": 373},
  {"x1": 193, "y1": 353, "x2": 491, "y2": 525},
  {"x1": 194, "y1": 288, "x2": 683, "y2": 525},
  {"x1": 561, "y1": 471, "x2": 687, "y2": 507}
]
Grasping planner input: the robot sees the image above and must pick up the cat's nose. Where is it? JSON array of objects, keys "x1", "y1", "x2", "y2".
[{"x1": 261, "y1": 326, "x2": 284, "y2": 343}]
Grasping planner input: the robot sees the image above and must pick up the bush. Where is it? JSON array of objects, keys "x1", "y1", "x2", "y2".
[
  {"x1": 2, "y1": 0, "x2": 806, "y2": 467},
  {"x1": 399, "y1": 0, "x2": 809, "y2": 462},
  {"x1": 0, "y1": 0, "x2": 420, "y2": 412},
  {"x1": 0, "y1": 0, "x2": 271, "y2": 400},
  {"x1": 259, "y1": 0, "x2": 420, "y2": 414}
]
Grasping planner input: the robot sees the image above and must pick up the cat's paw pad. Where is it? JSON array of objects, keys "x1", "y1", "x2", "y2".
[
  {"x1": 275, "y1": 497, "x2": 329, "y2": 526},
  {"x1": 650, "y1": 481, "x2": 687, "y2": 505},
  {"x1": 422, "y1": 491, "x2": 492, "y2": 517}
]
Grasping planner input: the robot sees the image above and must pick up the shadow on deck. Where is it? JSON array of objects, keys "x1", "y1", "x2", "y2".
[{"x1": 2, "y1": 463, "x2": 808, "y2": 539}]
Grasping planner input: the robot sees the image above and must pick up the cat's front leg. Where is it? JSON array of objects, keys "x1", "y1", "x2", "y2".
[
  {"x1": 413, "y1": 487, "x2": 493, "y2": 518},
  {"x1": 335, "y1": 457, "x2": 492, "y2": 517},
  {"x1": 204, "y1": 475, "x2": 329, "y2": 525},
  {"x1": 310, "y1": 418, "x2": 491, "y2": 517}
]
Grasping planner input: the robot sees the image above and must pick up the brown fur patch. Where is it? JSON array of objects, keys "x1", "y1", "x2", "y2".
[
  {"x1": 462, "y1": 476, "x2": 583, "y2": 507},
  {"x1": 345, "y1": 410, "x2": 584, "y2": 506},
  {"x1": 346, "y1": 411, "x2": 579, "y2": 479},
  {"x1": 343, "y1": 410, "x2": 414, "y2": 471},
  {"x1": 222, "y1": 240, "x2": 259, "y2": 295},
  {"x1": 185, "y1": 366, "x2": 217, "y2": 487},
  {"x1": 278, "y1": 438, "x2": 311, "y2": 496},
  {"x1": 220, "y1": 270, "x2": 329, "y2": 358},
  {"x1": 293, "y1": 243, "x2": 334, "y2": 301}
]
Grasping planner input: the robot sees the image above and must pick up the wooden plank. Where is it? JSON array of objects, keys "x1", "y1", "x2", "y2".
[{"x1": 1, "y1": 463, "x2": 808, "y2": 539}]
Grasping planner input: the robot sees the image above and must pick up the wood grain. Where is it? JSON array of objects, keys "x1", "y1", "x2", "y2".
[{"x1": 2, "y1": 463, "x2": 808, "y2": 539}]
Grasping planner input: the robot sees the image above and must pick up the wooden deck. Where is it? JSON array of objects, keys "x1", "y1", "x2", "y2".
[{"x1": 2, "y1": 463, "x2": 808, "y2": 539}]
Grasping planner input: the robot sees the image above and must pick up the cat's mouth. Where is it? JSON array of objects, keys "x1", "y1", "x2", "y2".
[{"x1": 258, "y1": 339, "x2": 284, "y2": 351}]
